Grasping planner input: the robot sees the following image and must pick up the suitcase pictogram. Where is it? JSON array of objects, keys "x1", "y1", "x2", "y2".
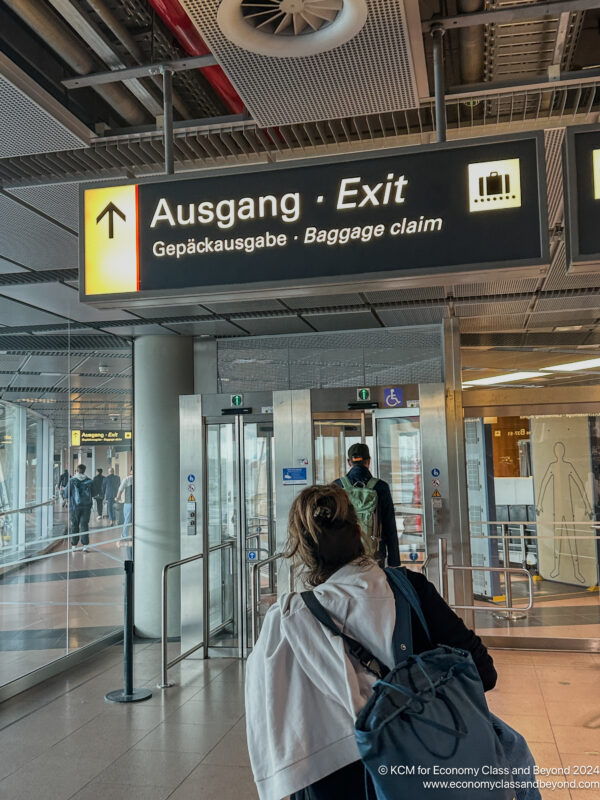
[{"x1": 478, "y1": 170, "x2": 510, "y2": 197}]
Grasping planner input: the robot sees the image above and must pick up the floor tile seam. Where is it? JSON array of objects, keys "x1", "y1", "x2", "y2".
[
  {"x1": 61, "y1": 720, "x2": 170, "y2": 800},
  {"x1": 0, "y1": 648, "x2": 125, "y2": 732},
  {"x1": 162, "y1": 717, "x2": 247, "y2": 799}
]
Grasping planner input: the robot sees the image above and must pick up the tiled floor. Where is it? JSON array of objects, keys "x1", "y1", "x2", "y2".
[{"x1": 1, "y1": 644, "x2": 599, "y2": 800}]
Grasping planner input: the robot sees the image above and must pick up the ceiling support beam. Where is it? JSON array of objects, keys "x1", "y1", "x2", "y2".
[
  {"x1": 431, "y1": 25, "x2": 447, "y2": 143},
  {"x1": 422, "y1": 0, "x2": 600, "y2": 32},
  {"x1": 62, "y1": 54, "x2": 218, "y2": 90}
]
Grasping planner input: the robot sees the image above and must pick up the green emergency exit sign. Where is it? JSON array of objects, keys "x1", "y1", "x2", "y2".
[
  {"x1": 231, "y1": 394, "x2": 244, "y2": 407},
  {"x1": 357, "y1": 388, "x2": 371, "y2": 401}
]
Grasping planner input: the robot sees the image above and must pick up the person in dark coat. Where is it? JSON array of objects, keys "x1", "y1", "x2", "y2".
[
  {"x1": 334, "y1": 443, "x2": 401, "y2": 567},
  {"x1": 103, "y1": 467, "x2": 121, "y2": 525},
  {"x1": 91, "y1": 468, "x2": 105, "y2": 520}
]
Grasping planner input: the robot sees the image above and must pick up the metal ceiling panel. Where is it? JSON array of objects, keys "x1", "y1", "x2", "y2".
[
  {"x1": 165, "y1": 320, "x2": 244, "y2": 336},
  {"x1": 452, "y1": 279, "x2": 541, "y2": 297},
  {"x1": 8, "y1": 183, "x2": 80, "y2": 230},
  {"x1": 364, "y1": 287, "x2": 447, "y2": 303},
  {"x1": 377, "y1": 307, "x2": 448, "y2": 326},
  {"x1": 543, "y1": 240, "x2": 600, "y2": 290},
  {"x1": 528, "y1": 309, "x2": 600, "y2": 327},
  {"x1": 204, "y1": 299, "x2": 285, "y2": 313},
  {"x1": 0, "y1": 195, "x2": 78, "y2": 271},
  {"x1": 5, "y1": 374, "x2": 62, "y2": 389},
  {"x1": 303, "y1": 310, "x2": 380, "y2": 331},
  {"x1": 0, "y1": 296, "x2": 63, "y2": 326},
  {"x1": 535, "y1": 295, "x2": 600, "y2": 312},
  {"x1": 455, "y1": 300, "x2": 532, "y2": 317},
  {"x1": 0, "y1": 355, "x2": 28, "y2": 371},
  {"x1": 0, "y1": 54, "x2": 89, "y2": 158},
  {"x1": 19, "y1": 355, "x2": 71, "y2": 373},
  {"x1": 460, "y1": 314, "x2": 528, "y2": 332},
  {"x1": 179, "y1": 0, "x2": 420, "y2": 125},
  {"x1": 99, "y1": 324, "x2": 172, "y2": 336},
  {"x1": 132, "y1": 305, "x2": 206, "y2": 319},
  {"x1": 0, "y1": 284, "x2": 136, "y2": 324},
  {"x1": 282, "y1": 294, "x2": 364, "y2": 310},
  {"x1": 234, "y1": 316, "x2": 313, "y2": 335},
  {"x1": 0, "y1": 259, "x2": 26, "y2": 275}
]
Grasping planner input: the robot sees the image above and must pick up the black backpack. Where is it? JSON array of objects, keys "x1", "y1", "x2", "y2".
[{"x1": 72, "y1": 478, "x2": 93, "y2": 507}]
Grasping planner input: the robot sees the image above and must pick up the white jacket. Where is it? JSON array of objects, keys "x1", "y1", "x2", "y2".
[{"x1": 245, "y1": 560, "x2": 400, "y2": 800}]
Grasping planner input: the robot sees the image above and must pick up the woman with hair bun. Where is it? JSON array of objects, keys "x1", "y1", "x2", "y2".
[{"x1": 245, "y1": 484, "x2": 496, "y2": 800}]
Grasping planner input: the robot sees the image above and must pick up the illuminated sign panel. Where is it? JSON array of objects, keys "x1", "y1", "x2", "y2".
[
  {"x1": 81, "y1": 136, "x2": 547, "y2": 305},
  {"x1": 71, "y1": 430, "x2": 132, "y2": 446},
  {"x1": 565, "y1": 128, "x2": 600, "y2": 273}
]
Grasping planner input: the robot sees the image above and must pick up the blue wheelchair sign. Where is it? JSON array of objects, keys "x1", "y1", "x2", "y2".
[{"x1": 187, "y1": 474, "x2": 196, "y2": 483}]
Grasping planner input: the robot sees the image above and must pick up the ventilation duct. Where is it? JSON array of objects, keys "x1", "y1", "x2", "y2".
[
  {"x1": 146, "y1": 0, "x2": 245, "y2": 113},
  {"x1": 217, "y1": 0, "x2": 368, "y2": 57},
  {"x1": 177, "y1": 0, "x2": 423, "y2": 126}
]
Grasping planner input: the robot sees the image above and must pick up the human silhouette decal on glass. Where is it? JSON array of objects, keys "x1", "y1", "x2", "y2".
[{"x1": 536, "y1": 441, "x2": 593, "y2": 583}]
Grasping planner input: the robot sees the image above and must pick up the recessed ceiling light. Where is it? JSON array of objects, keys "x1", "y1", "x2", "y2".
[
  {"x1": 541, "y1": 357, "x2": 600, "y2": 372},
  {"x1": 554, "y1": 325, "x2": 583, "y2": 332},
  {"x1": 461, "y1": 371, "x2": 545, "y2": 387}
]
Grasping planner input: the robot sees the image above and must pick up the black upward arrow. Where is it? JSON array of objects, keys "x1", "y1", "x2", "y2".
[{"x1": 96, "y1": 202, "x2": 126, "y2": 239}]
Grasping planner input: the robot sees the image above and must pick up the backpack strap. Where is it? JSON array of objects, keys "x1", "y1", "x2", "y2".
[
  {"x1": 366, "y1": 478, "x2": 379, "y2": 490},
  {"x1": 340, "y1": 475, "x2": 352, "y2": 491},
  {"x1": 301, "y1": 591, "x2": 390, "y2": 679},
  {"x1": 385, "y1": 567, "x2": 432, "y2": 646}
]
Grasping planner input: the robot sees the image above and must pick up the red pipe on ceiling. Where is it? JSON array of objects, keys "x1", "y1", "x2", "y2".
[{"x1": 146, "y1": 0, "x2": 244, "y2": 114}]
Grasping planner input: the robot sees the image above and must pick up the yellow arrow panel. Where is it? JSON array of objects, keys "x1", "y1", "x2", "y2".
[{"x1": 84, "y1": 184, "x2": 138, "y2": 295}]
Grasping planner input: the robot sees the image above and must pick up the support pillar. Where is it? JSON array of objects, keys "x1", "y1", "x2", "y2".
[
  {"x1": 443, "y1": 318, "x2": 474, "y2": 627},
  {"x1": 133, "y1": 335, "x2": 194, "y2": 638}
]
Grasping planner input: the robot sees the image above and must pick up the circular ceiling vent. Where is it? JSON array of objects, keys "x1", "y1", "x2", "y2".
[{"x1": 217, "y1": 0, "x2": 368, "y2": 58}]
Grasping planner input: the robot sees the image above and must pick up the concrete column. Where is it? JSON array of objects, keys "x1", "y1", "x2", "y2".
[
  {"x1": 193, "y1": 337, "x2": 217, "y2": 394},
  {"x1": 133, "y1": 335, "x2": 194, "y2": 637}
]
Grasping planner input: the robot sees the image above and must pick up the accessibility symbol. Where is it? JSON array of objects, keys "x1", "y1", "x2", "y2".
[
  {"x1": 96, "y1": 202, "x2": 126, "y2": 239},
  {"x1": 432, "y1": 468, "x2": 441, "y2": 477}
]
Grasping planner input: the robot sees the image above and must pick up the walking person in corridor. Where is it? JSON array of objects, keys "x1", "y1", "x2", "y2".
[
  {"x1": 67, "y1": 464, "x2": 93, "y2": 551},
  {"x1": 103, "y1": 467, "x2": 120, "y2": 526},
  {"x1": 116, "y1": 466, "x2": 133, "y2": 540}
]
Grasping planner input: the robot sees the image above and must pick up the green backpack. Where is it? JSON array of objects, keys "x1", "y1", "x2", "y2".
[{"x1": 340, "y1": 475, "x2": 380, "y2": 556}]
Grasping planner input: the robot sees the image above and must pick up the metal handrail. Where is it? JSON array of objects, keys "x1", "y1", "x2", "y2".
[
  {"x1": 438, "y1": 538, "x2": 534, "y2": 614},
  {"x1": 250, "y1": 551, "x2": 282, "y2": 646},
  {"x1": 0, "y1": 498, "x2": 54, "y2": 517},
  {"x1": 159, "y1": 540, "x2": 235, "y2": 689}
]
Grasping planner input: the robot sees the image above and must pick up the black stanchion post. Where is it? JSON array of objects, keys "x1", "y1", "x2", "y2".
[{"x1": 105, "y1": 558, "x2": 152, "y2": 704}]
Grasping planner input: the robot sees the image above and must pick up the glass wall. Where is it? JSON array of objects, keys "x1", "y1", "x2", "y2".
[
  {"x1": 465, "y1": 413, "x2": 600, "y2": 645},
  {"x1": 0, "y1": 340, "x2": 133, "y2": 693}
]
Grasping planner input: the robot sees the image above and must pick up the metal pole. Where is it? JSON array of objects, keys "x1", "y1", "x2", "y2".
[
  {"x1": 162, "y1": 67, "x2": 174, "y2": 175},
  {"x1": 431, "y1": 24, "x2": 447, "y2": 143},
  {"x1": 438, "y1": 537, "x2": 448, "y2": 601},
  {"x1": 158, "y1": 564, "x2": 173, "y2": 688},
  {"x1": 105, "y1": 559, "x2": 152, "y2": 703},
  {"x1": 494, "y1": 524, "x2": 526, "y2": 620}
]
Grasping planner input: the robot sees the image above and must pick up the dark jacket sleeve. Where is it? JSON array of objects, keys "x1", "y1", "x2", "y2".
[
  {"x1": 378, "y1": 481, "x2": 400, "y2": 567},
  {"x1": 405, "y1": 569, "x2": 497, "y2": 691}
]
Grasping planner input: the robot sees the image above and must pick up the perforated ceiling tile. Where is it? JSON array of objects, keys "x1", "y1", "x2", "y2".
[
  {"x1": 205, "y1": 299, "x2": 285, "y2": 313},
  {"x1": 377, "y1": 307, "x2": 447, "y2": 326},
  {"x1": 0, "y1": 65, "x2": 88, "y2": 158},
  {"x1": 545, "y1": 128, "x2": 565, "y2": 230},
  {"x1": 364, "y1": 286, "x2": 447, "y2": 303},
  {"x1": 452, "y1": 279, "x2": 540, "y2": 297},
  {"x1": 8, "y1": 184, "x2": 80, "y2": 231},
  {"x1": 534, "y1": 295, "x2": 600, "y2": 312},
  {"x1": 0, "y1": 284, "x2": 135, "y2": 324},
  {"x1": 459, "y1": 314, "x2": 527, "y2": 332},
  {"x1": 0, "y1": 257, "x2": 26, "y2": 275},
  {"x1": 455, "y1": 299, "x2": 532, "y2": 317},
  {"x1": 179, "y1": 0, "x2": 420, "y2": 125},
  {"x1": 166, "y1": 319, "x2": 244, "y2": 336},
  {"x1": 282, "y1": 293, "x2": 364, "y2": 309},
  {"x1": 0, "y1": 195, "x2": 78, "y2": 271},
  {"x1": 303, "y1": 310, "x2": 380, "y2": 331},
  {"x1": 236, "y1": 316, "x2": 313, "y2": 335},
  {"x1": 0, "y1": 297, "x2": 63, "y2": 327}
]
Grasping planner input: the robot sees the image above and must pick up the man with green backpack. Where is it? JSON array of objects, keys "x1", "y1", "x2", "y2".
[{"x1": 335, "y1": 443, "x2": 400, "y2": 567}]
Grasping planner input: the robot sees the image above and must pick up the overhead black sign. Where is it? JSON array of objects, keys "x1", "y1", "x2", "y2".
[
  {"x1": 565, "y1": 127, "x2": 600, "y2": 273},
  {"x1": 81, "y1": 135, "x2": 548, "y2": 306}
]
